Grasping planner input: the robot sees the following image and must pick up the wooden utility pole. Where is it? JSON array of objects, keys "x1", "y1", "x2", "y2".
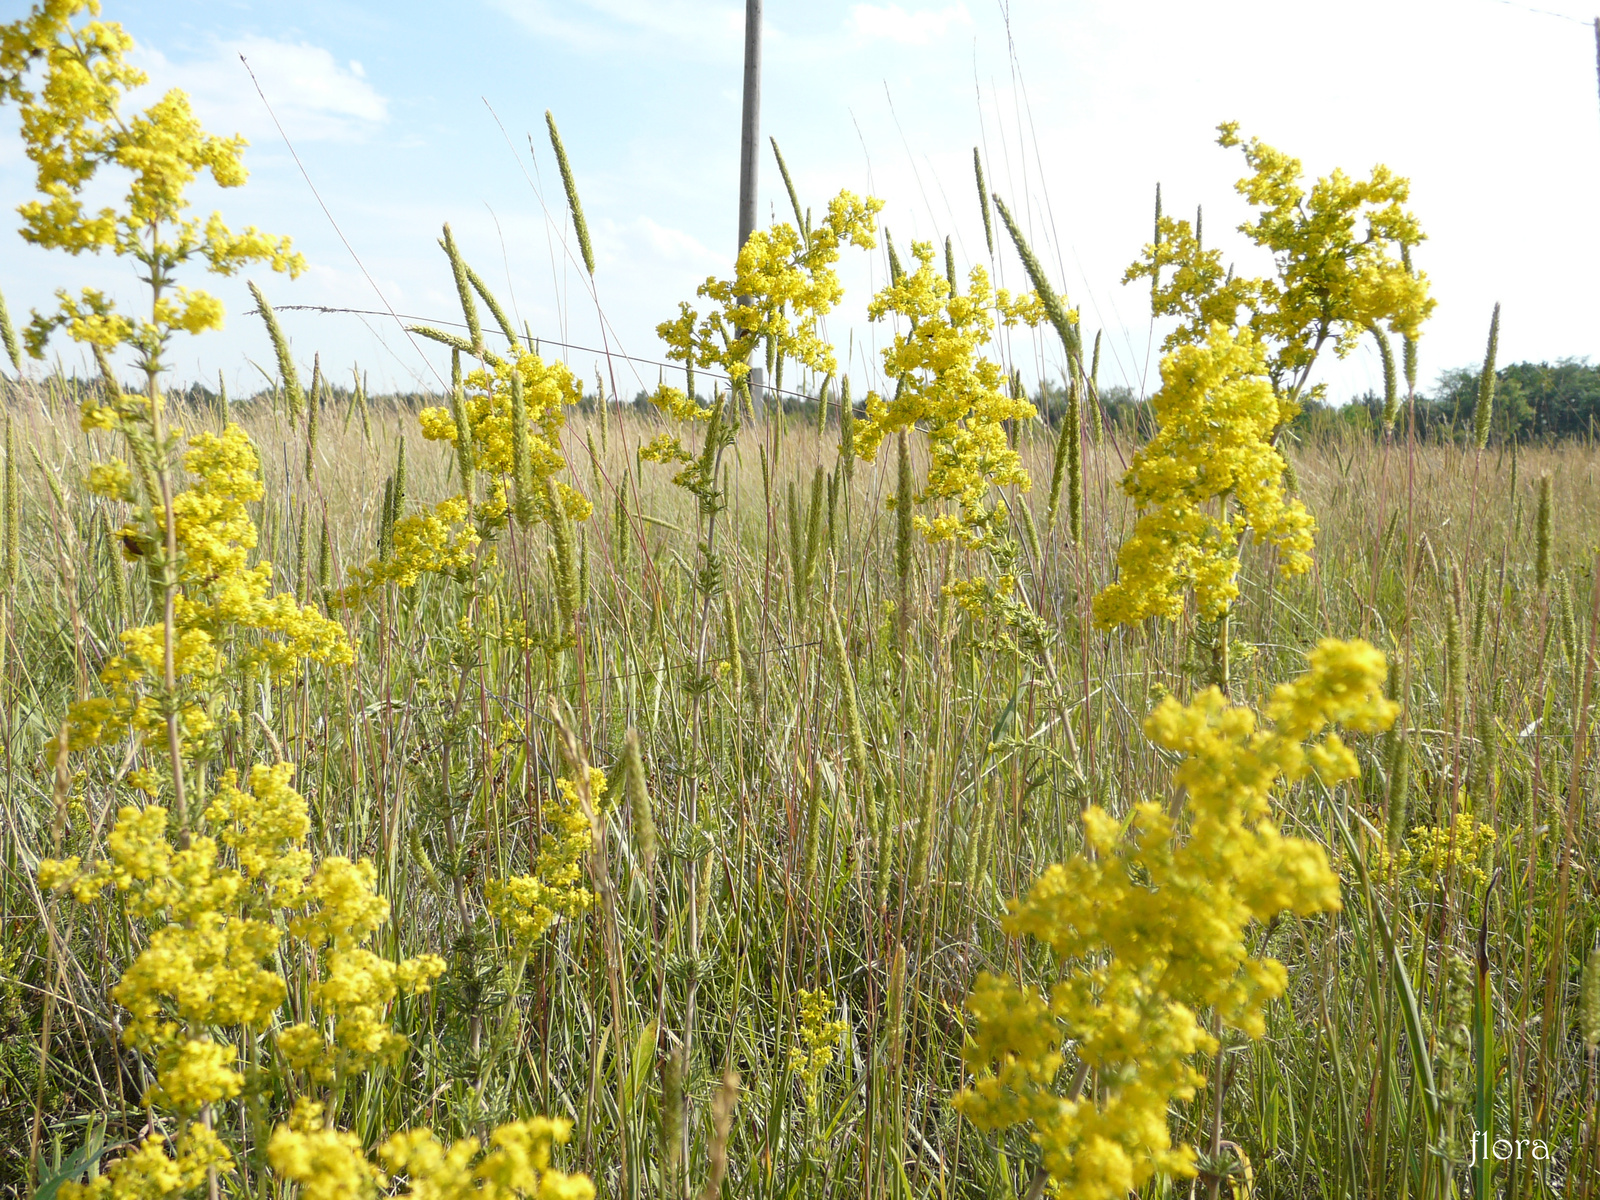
[{"x1": 738, "y1": 0, "x2": 764, "y2": 407}]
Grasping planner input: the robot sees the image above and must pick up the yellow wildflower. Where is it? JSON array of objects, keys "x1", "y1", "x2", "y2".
[
  {"x1": 488, "y1": 768, "x2": 607, "y2": 954},
  {"x1": 1093, "y1": 323, "x2": 1314, "y2": 628},
  {"x1": 1125, "y1": 123, "x2": 1434, "y2": 392},
  {"x1": 790, "y1": 988, "x2": 848, "y2": 1113},
  {"x1": 267, "y1": 1100, "x2": 385, "y2": 1200},
  {"x1": 858, "y1": 241, "x2": 1042, "y2": 548},
  {"x1": 957, "y1": 639, "x2": 1396, "y2": 1200},
  {"x1": 658, "y1": 190, "x2": 881, "y2": 391}
]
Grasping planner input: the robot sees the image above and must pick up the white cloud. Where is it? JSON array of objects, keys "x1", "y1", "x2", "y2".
[
  {"x1": 489, "y1": 1, "x2": 742, "y2": 55},
  {"x1": 142, "y1": 36, "x2": 388, "y2": 142},
  {"x1": 632, "y1": 217, "x2": 716, "y2": 264},
  {"x1": 849, "y1": 3, "x2": 971, "y2": 45}
]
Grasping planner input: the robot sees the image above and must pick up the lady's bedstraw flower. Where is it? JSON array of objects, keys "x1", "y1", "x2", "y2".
[
  {"x1": 0, "y1": 0, "x2": 303, "y2": 388},
  {"x1": 487, "y1": 768, "x2": 607, "y2": 954},
  {"x1": 790, "y1": 988, "x2": 848, "y2": 1114},
  {"x1": 65, "y1": 426, "x2": 350, "y2": 757},
  {"x1": 346, "y1": 352, "x2": 589, "y2": 599},
  {"x1": 60, "y1": 1125, "x2": 232, "y2": 1200},
  {"x1": 657, "y1": 189, "x2": 881, "y2": 402},
  {"x1": 377, "y1": 1115, "x2": 594, "y2": 1200},
  {"x1": 956, "y1": 639, "x2": 1396, "y2": 1200},
  {"x1": 857, "y1": 241, "x2": 1044, "y2": 549},
  {"x1": 279, "y1": 855, "x2": 445, "y2": 1082},
  {"x1": 1124, "y1": 124, "x2": 1433, "y2": 407},
  {"x1": 1093, "y1": 322, "x2": 1314, "y2": 629}
]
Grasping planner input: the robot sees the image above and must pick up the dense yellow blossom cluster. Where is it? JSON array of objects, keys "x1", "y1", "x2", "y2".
[
  {"x1": 418, "y1": 354, "x2": 587, "y2": 520},
  {"x1": 658, "y1": 189, "x2": 881, "y2": 398},
  {"x1": 789, "y1": 988, "x2": 848, "y2": 1114},
  {"x1": 1093, "y1": 323, "x2": 1315, "y2": 628},
  {"x1": 0, "y1": 0, "x2": 302, "y2": 380},
  {"x1": 957, "y1": 639, "x2": 1397, "y2": 1200},
  {"x1": 857, "y1": 242, "x2": 1045, "y2": 546},
  {"x1": 1124, "y1": 123, "x2": 1433, "y2": 398},
  {"x1": 346, "y1": 352, "x2": 591, "y2": 599},
  {"x1": 67, "y1": 425, "x2": 350, "y2": 755},
  {"x1": 1391, "y1": 809, "x2": 1500, "y2": 886},
  {"x1": 488, "y1": 767, "x2": 607, "y2": 954},
  {"x1": 41, "y1": 757, "x2": 452, "y2": 1194},
  {"x1": 269, "y1": 1099, "x2": 594, "y2": 1200}
]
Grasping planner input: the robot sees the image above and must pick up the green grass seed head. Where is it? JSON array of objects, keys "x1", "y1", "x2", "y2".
[
  {"x1": 0, "y1": 285, "x2": 20, "y2": 374},
  {"x1": 1536, "y1": 473, "x2": 1552, "y2": 590},
  {"x1": 465, "y1": 262, "x2": 519, "y2": 348},
  {"x1": 838, "y1": 375, "x2": 855, "y2": 479},
  {"x1": 944, "y1": 236, "x2": 958, "y2": 295},
  {"x1": 249, "y1": 279, "x2": 303, "y2": 422},
  {"x1": 621, "y1": 728, "x2": 656, "y2": 878},
  {"x1": 379, "y1": 474, "x2": 394, "y2": 561},
  {"x1": 295, "y1": 502, "x2": 309, "y2": 606},
  {"x1": 1471, "y1": 562, "x2": 1489, "y2": 661},
  {"x1": 546, "y1": 110, "x2": 595, "y2": 276},
  {"x1": 1372, "y1": 323, "x2": 1399, "y2": 431},
  {"x1": 1559, "y1": 571, "x2": 1579, "y2": 664},
  {"x1": 305, "y1": 353, "x2": 320, "y2": 481},
  {"x1": 1474, "y1": 302, "x2": 1500, "y2": 450},
  {"x1": 1385, "y1": 732, "x2": 1411, "y2": 852},
  {"x1": 354, "y1": 367, "x2": 372, "y2": 444},
  {"x1": 450, "y1": 350, "x2": 476, "y2": 509},
  {"x1": 992, "y1": 193, "x2": 1081, "y2": 364},
  {"x1": 1472, "y1": 694, "x2": 1496, "y2": 802},
  {"x1": 545, "y1": 476, "x2": 579, "y2": 632},
  {"x1": 102, "y1": 508, "x2": 130, "y2": 628},
  {"x1": 973, "y1": 147, "x2": 993, "y2": 256},
  {"x1": 659, "y1": 1044, "x2": 684, "y2": 1187},
  {"x1": 1582, "y1": 946, "x2": 1600, "y2": 1050},
  {"x1": 440, "y1": 223, "x2": 482, "y2": 351},
  {"x1": 771, "y1": 137, "x2": 805, "y2": 237},
  {"x1": 317, "y1": 510, "x2": 331, "y2": 597},
  {"x1": 393, "y1": 433, "x2": 408, "y2": 519}
]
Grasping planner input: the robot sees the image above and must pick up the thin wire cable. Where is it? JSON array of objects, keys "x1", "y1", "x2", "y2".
[{"x1": 238, "y1": 55, "x2": 445, "y2": 390}]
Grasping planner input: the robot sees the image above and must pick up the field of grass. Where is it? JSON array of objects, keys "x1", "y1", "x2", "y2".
[{"x1": 2, "y1": 372, "x2": 1597, "y2": 1199}]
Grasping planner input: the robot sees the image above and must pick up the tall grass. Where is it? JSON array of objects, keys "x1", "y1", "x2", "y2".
[{"x1": 2, "y1": 375, "x2": 1598, "y2": 1199}]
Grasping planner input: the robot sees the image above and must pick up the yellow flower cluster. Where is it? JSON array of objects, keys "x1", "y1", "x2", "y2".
[
  {"x1": 347, "y1": 352, "x2": 591, "y2": 599},
  {"x1": 1093, "y1": 323, "x2": 1314, "y2": 628},
  {"x1": 68, "y1": 425, "x2": 350, "y2": 755},
  {"x1": 1124, "y1": 124, "x2": 1433, "y2": 395},
  {"x1": 41, "y1": 758, "x2": 441, "y2": 1164},
  {"x1": 278, "y1": 855, "x2": 445, "y2": 1082},
  {"x1": 487, "y1": 767, "x2": 607, "y2": 954},
  {"x1": 658, "y1": 190, "x2": 881, "y2": 393},
  {"x1": 418, "y1": 353, "x2": 584, "y2": 515},
  {"x1": 347, "y1": 495, "x2": 481, "y2": 593},
  {"x1": 857, "y1": 242, "x2": 1044, "y2": 547},
  {"x1": 956, "y1": 639, "x2": 1397, "y2": 1200},
  {"x1": 61, "y1": 1124, "x2": 231, "y2": 1200},
  {"x1": 1399, "y1": 810, "x2": 1499, "y2": 886},
  {"x1": 0, "y1": 0, "x2": 303, "y2": 374},
  {"x1": 41, "y1": 793, "x2": 286, "y2": 1116},
  {"x1": 268, "y1": 1099, "x2": 594, "y2": 1200},
  {"x1": 789, "y1": 987, "x2": 848, "y2": 1114}
]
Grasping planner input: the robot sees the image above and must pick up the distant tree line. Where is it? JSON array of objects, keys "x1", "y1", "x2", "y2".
[{"x1": 1030, "y1": 359, "x2": 1600, "y2": 446}]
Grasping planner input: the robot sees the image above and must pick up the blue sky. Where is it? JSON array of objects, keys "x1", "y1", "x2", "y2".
[{"x1": 1, "y1": 0, "x2": 1597, "y2": 403}]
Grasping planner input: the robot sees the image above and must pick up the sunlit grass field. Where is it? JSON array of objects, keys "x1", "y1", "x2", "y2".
[{"x1": 3, "y1": 375, "x2": 1597, "y2": 1197}]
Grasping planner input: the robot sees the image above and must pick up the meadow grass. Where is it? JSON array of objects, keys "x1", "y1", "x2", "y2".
[{"x1": 2, "y1": 376, "x2": 1597, "y2": 1198}]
